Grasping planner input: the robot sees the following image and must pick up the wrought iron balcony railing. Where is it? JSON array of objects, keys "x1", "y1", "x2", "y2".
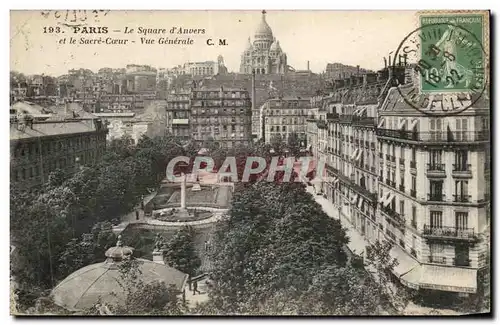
[
  {"x1": 427, "y1": 193, "x2": 445, "y2": 202},
  {"x1": 453, "y1": 194, "x2": 471, "y2": 203},
  {"x1": 428, "y1": 256, "x2": 447, "y2": 264},
  {"x1": 426, "y1": 163, "x2": 445, "y2": 171},
  {"x1": 423, "y1": 225, "x2": 477, "y2": 240},
  {"x1": 453, "y1": 258, "x2": 471, "y2": 267},
  {"x1": 376, "y1": 129, "x2": 489, "y2": 143}
]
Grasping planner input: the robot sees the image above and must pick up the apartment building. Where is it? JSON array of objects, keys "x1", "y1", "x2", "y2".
[
  {"x1": 260, "y1": 97, "x2": 310, "y2": 144},
  {"x1": 190, "y1": 87, "x2": 252, "y2": 149},
  {"x1": 166, "y1": 90, "x2": 191, "y2": 140},
  {"x1": 307, "y1": 65, "x2": 490, "y2": 298},
  {"x1": 10, "y1": 114, "x2": 108, "y2": 189},
  {"x1": 376, "y1": 77, "x2": 490, "y2": 296}
]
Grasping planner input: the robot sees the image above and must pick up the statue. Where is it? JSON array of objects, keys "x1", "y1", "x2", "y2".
[{"x1": 154, "y1": 233, "x2": 165, "y2": 252}]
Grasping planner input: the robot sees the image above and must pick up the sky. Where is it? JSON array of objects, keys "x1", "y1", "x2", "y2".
[{"x1": 10, "y1": 10, "x2": 418, "y2": 76}]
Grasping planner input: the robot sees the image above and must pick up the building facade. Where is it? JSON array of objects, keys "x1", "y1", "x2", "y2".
[
  {"x1": 10, "y1": 115, "x2": 108, "y2": 189},
  {"x1": 184, "y1": 55, "x2": 228, "y2": 76},
  {"x1": 190, "y1": 87, "x2": 252, "y2": 148},
  {"x1": 307, "y1": 65, "x2": 490, "y2": 297},
  {"x1": 240, "y1": 11, "x2": 288, "y2": 75},
  {"x1": 260, "y1": 97, "x2": 310, "y2": 145},
  {"x1": 166, "y1": 90, "x2": 191, "y2": 140}
]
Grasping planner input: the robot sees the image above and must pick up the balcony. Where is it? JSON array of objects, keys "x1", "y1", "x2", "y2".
[
  {"x1": 390, "y1": 181, "x2": 396, "y2": 188},
  {"x1": 352, "y1": 116, "x2": 376, "y2": 127},
  {"x1": 399, "y1": 158, "x2": 405, "y2": 166},
  {"x1": 452, "y1": 164, "x2": 472, "y2": 178},
  {"x1": 326, "y1": 113, "x2": 339, "y2": 120},
  {"x1": 427, "y1": 193, "x2": 444, "y2": 202},
  {"x1": 410, "y1": 161, "x2": 417, "y2": 169},
  {"x1": 453, "y1": 258, "x2": 471, "y2": 267},
  {"x1": 381, "y1": 206, "x2": 405, "y2": 225},
  {"x1": 316, "y1": 120, "x2": 327, "y2": 129},
  {"x1": 399, "y1": 184, "x2": 405, "y2": 192},
  {"x1": 410, "y1": 189, "x2": 416, "y2": 198},
  {"x1": 428, "y1": 256, "x2": 447, "y2": 264},
  {"x1": 376, "y1": 129, "x2": 489, "y2": 143},
  {"x1": 453, "y1": 194, "x2": 471, "y2": 203},
  {"x1": 426, "y1": 163, "x2": 446, "y2": 178},
  {"x1": 376, "y1": 128, "x2": 419, "y2": 141},
  {"x1": 423, "y1": 225, "x2": 477, "y2": 241}
]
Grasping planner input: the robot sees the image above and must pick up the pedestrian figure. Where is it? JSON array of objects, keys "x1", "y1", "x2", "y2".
[
  {"x1": 193, "y1": 280, "x2": 199, "y2": 295},
  {"x1": 188, "y1": 274, "x2": 192, "y2": 291},
  {"x1": 204, "y1": 240, "x2": 208, "y2": 251},
  {"x1": 140, "y1": 200, "x2": 144, "y2": 210},
  {"x1": 135, "y1": 210, "x2": 139, "y2": 220},
  {"x1": 206, "y1": 240, "x2": 211, "y2": 252}
]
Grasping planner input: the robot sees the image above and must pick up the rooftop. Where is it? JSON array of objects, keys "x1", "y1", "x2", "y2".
[
  {"x1": 10, "y1": 119, "x2": 103, "y2": 141},
  {"x1": 51, "y1": 236, "x2": 188, "y2": 311}
]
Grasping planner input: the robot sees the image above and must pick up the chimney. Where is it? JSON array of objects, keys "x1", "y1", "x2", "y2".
[
  {"x1": 307, "y1": 61, "x2": 310, "y2": 71},
  {"x1": 388, "y1": 55, "x2": 392, "y2": 67},
  {"x1": 384, "y1": 57, "x2": 387, "y2": 69},
  {"x1": 357, "y1": 65, "x2": 360, "y2": 76}
]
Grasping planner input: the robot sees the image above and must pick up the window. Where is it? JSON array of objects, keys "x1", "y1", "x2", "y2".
[
  {"x1": 412, "y1": 205, "x2": 417, "y2": 226},
  {"x1": 411, "y1": 176, "x2": 416, "y2": 191},
  {"x1": 454, "y1": 150, "x2": 468, "y2": 170},
  {"x1": 430, "y1": 181, "x2": 443, "y2": 200},
  {"x1": 429, "y1": 149, "x2": 442, "y2": 166},
  {"x1": 430, "y1": 211, "x2": 443, "y2": 228},
  {"x1": 430, "y1": 118, "x2": 443, "y2": 141},
  {"x1": 455, "y1": 212, "x2": 468, "y2": 230},
  {"x1": 430, "y1": 243, "x2": 445, "y2": 263},
  {"x1": 399, "y1": 200, "x2": 405, "y2": 216},
  {"x1": 455, "y1": 180, "x2": 468, "y2": 201},
  {"x1": 455, "y1": 118, "x2": 468, "y2": 141},
  {"x1": 411, "y1": 147, "x2": 416, "y2": 162}
]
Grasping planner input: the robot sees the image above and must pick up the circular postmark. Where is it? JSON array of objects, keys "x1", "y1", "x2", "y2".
[{"x1": 393, "y1": 21, "x2": 487, "y2": 116}]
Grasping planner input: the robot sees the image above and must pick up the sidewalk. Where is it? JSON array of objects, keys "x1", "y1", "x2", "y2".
[{"x1": 305, "y1": 185, "x2": 369, "y2": 256}]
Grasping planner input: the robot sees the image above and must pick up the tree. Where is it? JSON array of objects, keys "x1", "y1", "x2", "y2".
[
  {"x1": 57, "y1": 222, "x2": 117, "y2": 278},
  {"x1": 286, "y1": 132, "x2": 301, "y2": 156},
  {"x1": 164, "y1": 226, "x2": 201, "y2": 277},
  {"x1": 365, "y1": 240, "x2": 417, "y2": 314},
  {"x1": 270, "y1": 134, "x2": 285, "y2": 155},
  {"x1": 207, "y1": 182, "x2": 351, "y2": 314}
]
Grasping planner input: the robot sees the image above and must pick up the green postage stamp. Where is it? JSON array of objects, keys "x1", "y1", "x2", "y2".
[{"x1": 417, "y1": 11, "x2": 488, "y2": 94}]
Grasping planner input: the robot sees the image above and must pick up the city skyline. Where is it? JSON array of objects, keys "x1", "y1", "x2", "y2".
[{"x1": 11, "y1": 10, "x2": 417, "y2": 76}]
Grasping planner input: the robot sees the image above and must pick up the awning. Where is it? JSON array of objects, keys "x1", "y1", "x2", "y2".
[
  {"x1": 355, "y1": 150, "x2": 363, "y2": 162},
  {"x1": 409, "y1": 119, "x2": 419, "y2": 131},
  {"x1": 389, "y1": 246, "x2": 420, "y2": 278},
  {"x1": 377, "y1": 118, "x2": 385, "y2": 128},
  {"x1": 353, "y1": 108, "x2": 360, "y2": 115},
  {"x1": 357, "y1": 197, "x2": 364, "y2": 209},
  {"x1": 383, "y1": 192, "x2": 395, "y2": 208},
  {"x1": 357, "y1": 107, "x2": 367, "y2": 116},
  {"x1": 350, "y1": 149, "x2": 359, "y2": 160},
  {"x1": 398, "y1": 118, "x2": 407, "y2": 130},
  {"x1": 333, "y1": 178, "x2": 340, "y2": 185},
  {"x1": 351, "y1": 193, "x2": 359, "y2": 205},
  {"x1": 401, "y1": 264, "x2": 478, "y2": 293}
]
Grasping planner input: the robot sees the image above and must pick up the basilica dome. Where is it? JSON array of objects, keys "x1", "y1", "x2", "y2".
[
  {"x1": 254, "y1": 10, "x2": 274, "y2": 41},
  {"x1": 50, "y1": 236, "x2": 188, "y2": 311}
]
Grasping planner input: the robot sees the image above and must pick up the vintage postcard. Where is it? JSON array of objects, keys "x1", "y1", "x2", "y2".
[{"x1": 10, "y1": 10, "x2": 491, "y2": 316}]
